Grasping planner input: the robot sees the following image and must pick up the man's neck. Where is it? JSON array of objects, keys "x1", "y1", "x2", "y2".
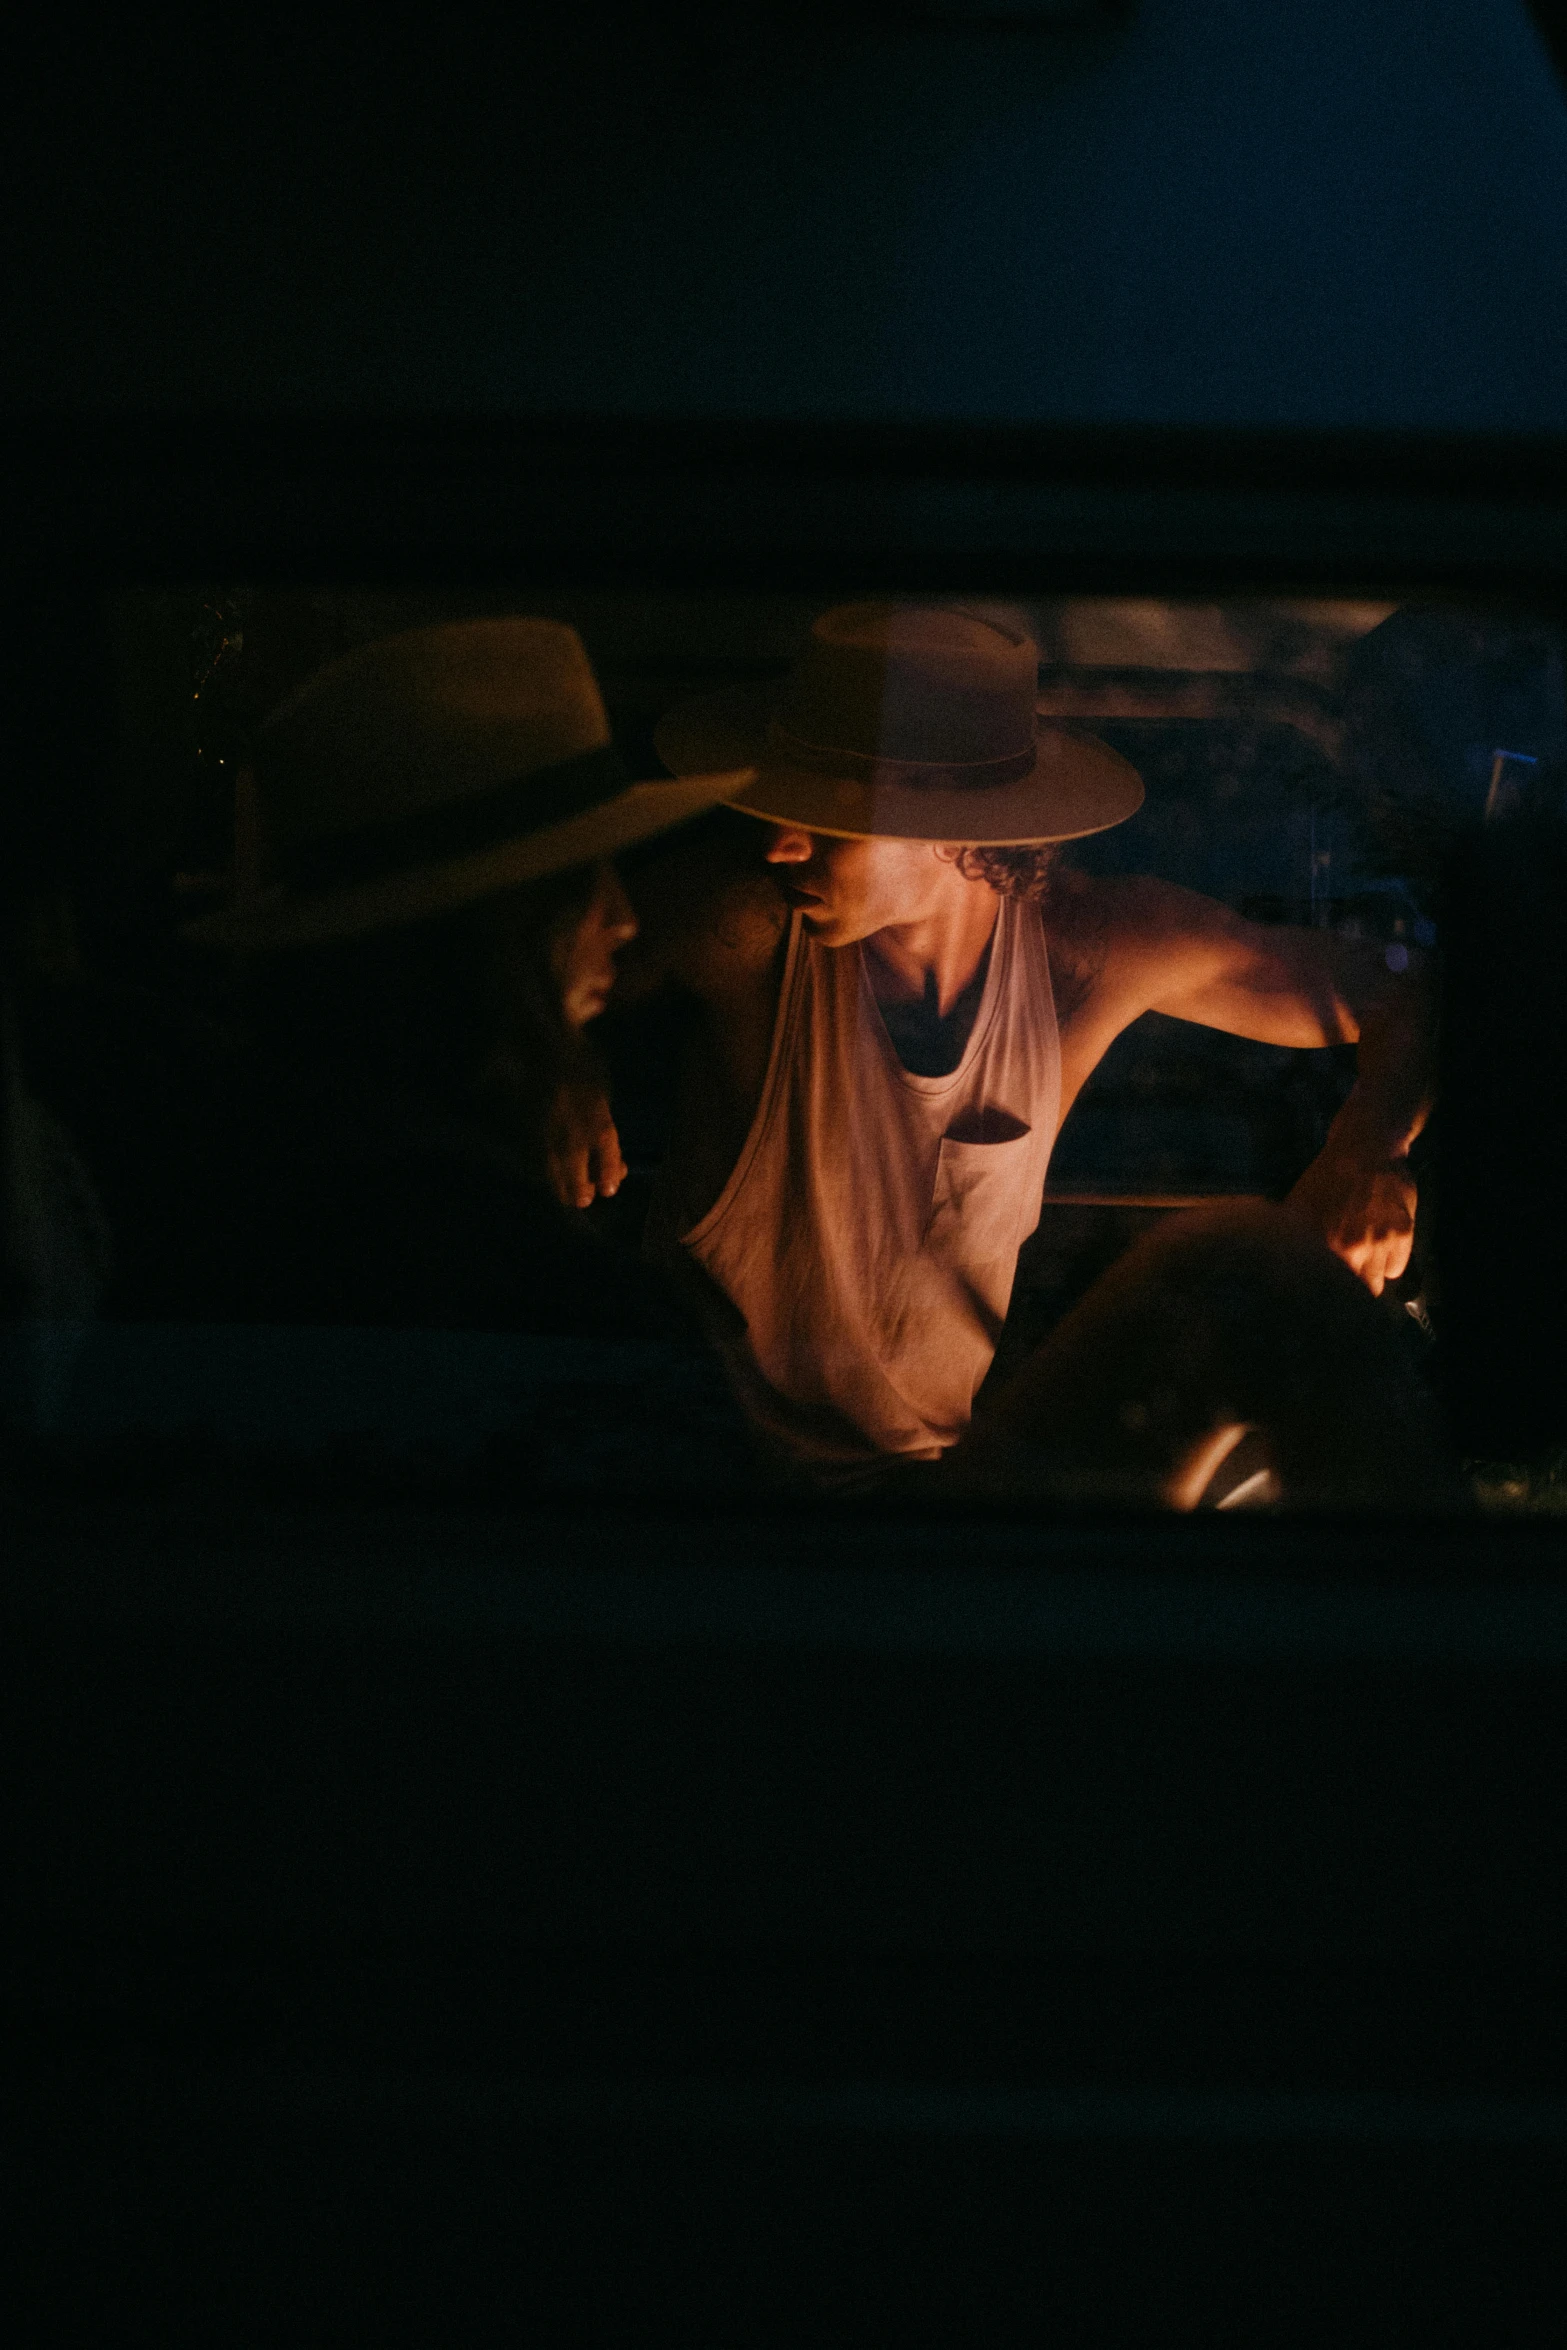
[{"x1": 860, "y1": 880, "x2": 1000, "y2": 1017}]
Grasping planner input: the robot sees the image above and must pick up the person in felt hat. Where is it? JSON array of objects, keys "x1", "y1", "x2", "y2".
[
  {"x1": 189, "y1": 617, "x2": 744, "y2": 1333},
  {"x1": 616, "y1": 602, "x2": 1441, "y2": 1506}
]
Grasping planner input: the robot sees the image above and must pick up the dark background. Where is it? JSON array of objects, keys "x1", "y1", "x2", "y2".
[
  {"x1": 6, "y1": 3, "x2": 1567, "y2": 432},
  {"x1": 9, "y1": 6, "x2": 1567, "y2": 2341}
]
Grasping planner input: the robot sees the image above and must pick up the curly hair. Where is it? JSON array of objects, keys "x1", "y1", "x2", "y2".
[{"x1": 949, "y1": 843, "x2": 1063, "y2": 903}]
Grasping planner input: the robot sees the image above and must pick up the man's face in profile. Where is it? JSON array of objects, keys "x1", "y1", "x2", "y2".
[{"x1": 759, "y1": 820, "x2": 971, "y2": 946}]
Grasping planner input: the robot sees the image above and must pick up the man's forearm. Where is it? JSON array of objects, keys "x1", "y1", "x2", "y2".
[
  {"x1": 1283, "y1": 955, "x2": 1433, "y2": 1294},
  {"x1": 1330, "y1": 957, "x2": 1434, "y2": 1164}
]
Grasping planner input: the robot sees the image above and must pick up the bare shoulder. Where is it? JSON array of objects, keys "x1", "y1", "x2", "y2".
[
  {"x1": 612, "y1": 816, "x2": 789, "y2": 1202},
  {"x1": 1048, "y1": 870, "x2": 1284, "y2": 989},
  {"x1": 1043, "y1": 870, "x2": 1193, "y2": 1021},
  {"x1": 617, "y1": 820, "x2": 788, "y2": 1009},
  {"x1": 1045, "y1": 866, "x2": 1366, "y2": 1061},
  {"x1": 1049, "y1": 870, "x2": 1236, "y2": 948}
]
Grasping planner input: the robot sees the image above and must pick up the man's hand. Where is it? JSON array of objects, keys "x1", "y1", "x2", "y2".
[
  {"x1": 1048, "y1": 878, "x2": 1432, "y2": 1300},
  {"x1": 1284, "y1": 1148, "x2": 1417, "y2": 1296},
  {"x1": 546, "y1": 1082, "x2": 627, "y2": 1210}
]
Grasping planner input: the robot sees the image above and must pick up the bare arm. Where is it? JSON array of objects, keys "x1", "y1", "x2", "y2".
[
  {"x1": 574, "y1": 825, "x2": 791, "y2": 1213},
  {"x1": 1278, "y1": 955, "x2": 1431, "y2": 1295},
  {"x1": 541, "y1": 826, "x2": 785, "y2": 1210},
  {"x1": 1051, "y1": 875, "x2": 1434, "y2": 1294}
]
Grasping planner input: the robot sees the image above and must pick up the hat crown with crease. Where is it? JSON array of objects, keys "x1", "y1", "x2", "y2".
[
  {"x1": 655, "y1": 600, "x2": 1144, "y2": 846},
  {"x1": 186, "y1": 617, "x2": 743, "y2": 951},
  {"x1": 261, "y1": 618, "x2": 613, "y2": 860},
  {"x1": 774, "y1": 604, "x2": 1037, "y2": 771}
]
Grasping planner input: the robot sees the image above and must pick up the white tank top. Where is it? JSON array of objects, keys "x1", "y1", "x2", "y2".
[{"x1": 654, "y1": 893, "x2": 1061, "y2": 1482}]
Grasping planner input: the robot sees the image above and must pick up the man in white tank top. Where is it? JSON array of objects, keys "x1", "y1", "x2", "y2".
[{"x1": 621, "y1": 605, "x2": 1443, "y2": 1509}]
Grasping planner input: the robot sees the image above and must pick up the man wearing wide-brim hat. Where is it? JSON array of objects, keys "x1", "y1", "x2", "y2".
[{"x1": 619, "y1": 602, "x2": 1442, "y2": 1507}]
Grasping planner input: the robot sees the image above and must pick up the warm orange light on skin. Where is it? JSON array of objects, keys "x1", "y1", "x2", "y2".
[
  {"x1": 542, "y1": 859, "x2": 638, "y2": 1209},
  {"x1": 761, "y1": 821, "x2": 999, "y2": 1017},
  {"x1": 554, "y1": 860, "x2": 638, "y2": 1031}
]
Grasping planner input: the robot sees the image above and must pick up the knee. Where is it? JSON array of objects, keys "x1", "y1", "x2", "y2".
[
  {"x1": 1129, "y1": 1200, "x2": 1357, "y2": 1307},
  {"x1": 1095, "y1": 1203, "x2": 1388, "y2": 1389}
]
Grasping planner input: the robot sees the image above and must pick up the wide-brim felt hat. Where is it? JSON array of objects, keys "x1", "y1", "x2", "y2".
[
  {"x1": 186, "y1": 618, "x2": 749, "y2": 951},
  {"x1": 655, "y1": 602, "x2": 1143, "y2": 845}
]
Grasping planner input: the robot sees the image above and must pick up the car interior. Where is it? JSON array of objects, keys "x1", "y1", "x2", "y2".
[{"x1": 8, "y1": 428, "x2": 1567, "y2": 2340}]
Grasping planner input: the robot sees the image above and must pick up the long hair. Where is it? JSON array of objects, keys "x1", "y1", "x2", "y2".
[{"x1": 244, "y1": 867, "x2": 600, "y2": 1171}]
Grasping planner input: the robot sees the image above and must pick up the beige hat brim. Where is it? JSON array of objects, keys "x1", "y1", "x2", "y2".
[
  {"x1": 656, "y1": 682, "x2": 1143, "y2": 845},
  {"x1": 185, "y1": 767, "x2": 748, "y2": 952}
]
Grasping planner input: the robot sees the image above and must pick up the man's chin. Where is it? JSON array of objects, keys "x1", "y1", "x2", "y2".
[{"x1": 776, "y1": 889, "x2": 863, "y2": 946}]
